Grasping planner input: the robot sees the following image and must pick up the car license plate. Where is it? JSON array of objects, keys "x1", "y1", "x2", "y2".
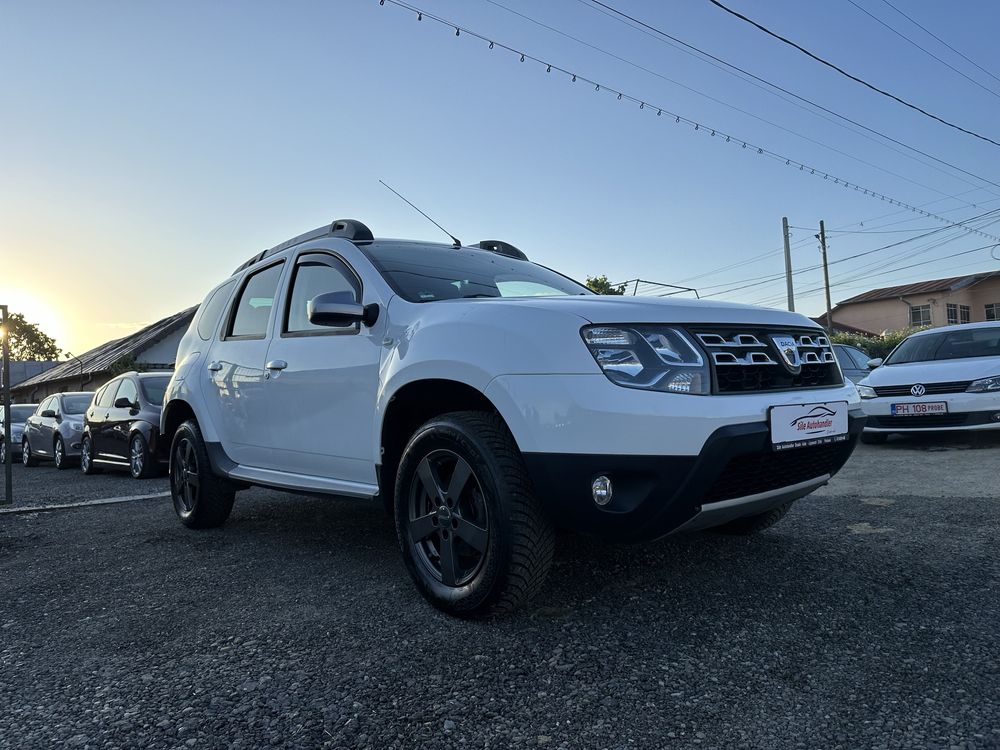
[
  {"x1": 769, "y1": 401, "x2": 849, "y2": 451},
  {"x1": 890, "y1": 402, "x2": 948, "y2": 416}
]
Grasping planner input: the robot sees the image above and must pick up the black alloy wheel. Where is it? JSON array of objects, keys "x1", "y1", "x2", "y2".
[
  {"x1": 407, "y1": 449, "x2": 490, "y2": 588},
  {"x1": 172, "y1": 436, "x2": 199, "y2": 515},
  {"x1": 169, "y1": 420, "x2": 235, "y2": 528}
]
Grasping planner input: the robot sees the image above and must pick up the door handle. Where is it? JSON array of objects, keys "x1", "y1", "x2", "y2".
[
  {"x1": 207, "y1": 361, "x2": 223, "y2": 372},
  {"x1": 265, "y1": 360, "x2": 288, "y2": 371}
]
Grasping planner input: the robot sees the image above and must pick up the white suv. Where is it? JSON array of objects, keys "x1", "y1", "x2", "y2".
[{"x1": 161, "y1": 219, "x2": 863, "y2": 617}]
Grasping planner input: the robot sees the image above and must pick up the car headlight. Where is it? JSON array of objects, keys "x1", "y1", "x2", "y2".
[
  {"x1": 967, "y1": 375, "x2": 1000, "y2": 393},
  {"x1": 857, "y1": 384, "x2": 877, "y2": 399},
  {"x1": 581, "y1": 325, "x2": 710, "y2": 394},
  {"x1": 69, "y1": 421, "x2": 85, "y2": 431}
]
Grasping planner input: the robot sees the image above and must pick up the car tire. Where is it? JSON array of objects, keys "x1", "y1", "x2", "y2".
[
  {"x1": 80, "y1": 435, "x2": 102, "y2": 475},
  {"x1": 860, "y1": 432, "x2": 888, "y2": 445},
  {"x1": 22, "y1": 438, "x2": 39, "y2": 467},
  {"x1": 394, "y1": 410, "x2": 554, "y2": 618},
  {"x1": 53, "y1": 436, "x2": 69, "y2": 470},
  {"x1": 711, "y1": 501, "x2": 793, "y2": 535},
  {"x1": 129, "y1": 433, "x2": 155, "y2": 479},
  {"x1": 170, "y1": 420, "x2": 236, "y2": 529}
]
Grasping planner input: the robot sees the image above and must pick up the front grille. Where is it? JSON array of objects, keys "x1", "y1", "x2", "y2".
[
  {"x1": 692, "y1": 327, "x2": 843, "y2": 394},
  {"x1": 872, "y1": 381, "x2": 972, "y2": 397},
  {"x1": 870, "y1": 413, "x2": 980, "y2": 429},
  {"x1": 701, "y1": 442, "x2": 849, "y2": 503}
]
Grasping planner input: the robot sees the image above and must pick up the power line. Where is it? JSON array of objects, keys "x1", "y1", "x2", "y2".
[
  {"x1": 377, "y1": 0, "x2": 1000, "y2": 241},
  {"x1": 580, "y1": 0, "x2": 1000, "y2": 193},
  {"x1": 706, "y1": 0, "x2": 1000, "y2": 149},
  {"x1": 844, "y1": 0, "x2": 1000, "y2": 100},
  {"x1": 482, "y1": 0, "x2": 969, "y2": 201},
  {"x1": 876, "y1": 0, "x2": 1000, "y2": 88}
]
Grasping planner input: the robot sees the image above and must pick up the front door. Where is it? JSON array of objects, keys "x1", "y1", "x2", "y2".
[
  {"x1": 24, "y1": 397, "x2": 54, "y2": 456},
  {"x1": 203, "y1": 261, "x2": 286, "y2": 467},
  {"x1": 261, "y1": 250, "x2": 384, "y2": 485},
  {"x1": 105, "y1": 377, "x2": 139, "y2": 461}
]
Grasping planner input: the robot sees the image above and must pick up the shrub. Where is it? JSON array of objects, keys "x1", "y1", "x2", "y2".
[{"x1": 831, "y1": 328, "x2": 928, "y2": 360}]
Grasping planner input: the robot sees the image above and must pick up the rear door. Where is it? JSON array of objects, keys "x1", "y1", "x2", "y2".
[
  {"x1": 203, "y1": 261, "x2": 287, "y2": 467},
  {"x1": 261, "y1": 250, "x2": 385, "y2": 484}
]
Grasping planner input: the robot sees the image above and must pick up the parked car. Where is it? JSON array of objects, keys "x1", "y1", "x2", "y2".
[
  {"x1": 858, "y1": 322, "x2": 1000, "y2": 443},
  {"x1": 160, "y1": 219, "x2": 864, "y2": 617},
  {"x1": 0, "y1": 404, "x2": 38, "y2": 464},
  {"x1": 81, "y1": 371, "x2": 172, "y2": 478},
  {"x1": 21, "y1": 392, "x2": 95, "y2": 469},
  {"x1": 833, "y1": 343, "x2": 873, "y2": 384}
]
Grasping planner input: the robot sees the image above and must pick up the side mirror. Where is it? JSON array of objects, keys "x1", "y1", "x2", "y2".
[
  {"x1": 307, "y1": 293, "x2": 379, "y2": 328},
  {"x1": 40, "y1": 410, "x2": 56, "y2": 419},
  {"x1": 867, "y1": 358, "x2": 883, "y2": 369},
  {"x1": 114, "y1": 397, "x2": 137, "y2": 409}
]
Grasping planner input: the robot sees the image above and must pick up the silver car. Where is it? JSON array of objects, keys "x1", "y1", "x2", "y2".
[
  {"x1": 21, "y1": 392, "x2": 95, "y2": 470},
  {"x1": 0, "y1": 403, "x2": 38, "y2": 464}
]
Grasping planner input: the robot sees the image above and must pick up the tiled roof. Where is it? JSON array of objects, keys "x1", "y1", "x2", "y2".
[
  {"x1": 13, "y1": 307, "x2": 196, "y2": 390},
  {"x1": 837, "y1": 271, "x2": 998, "y2": 305}
]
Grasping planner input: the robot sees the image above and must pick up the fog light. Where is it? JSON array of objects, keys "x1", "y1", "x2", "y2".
[
  {"x1": 591, "y1": 475, "x2": 613, "y2": 506},
  {"x1": 991, "y1": 412, "x2": 1000, "y2": 423}
]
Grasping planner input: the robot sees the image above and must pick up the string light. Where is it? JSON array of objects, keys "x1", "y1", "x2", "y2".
[{"x1": 377, "y1": 0, "x2": 1000, "y2": 241}]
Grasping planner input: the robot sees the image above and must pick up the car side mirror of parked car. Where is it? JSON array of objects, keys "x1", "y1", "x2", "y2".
[
  {"x1": 40, "y1": 409, "x2": 56, "y2": 418},
  {"x1": 867, "y1": 358, "x2": 883, "y2": 369},
  {"x1": 114, "y1": 397, "x2": 138, "y2": 410},
  {"x1": 307, "y1": 293, "x2": 379, "y2": 328}
]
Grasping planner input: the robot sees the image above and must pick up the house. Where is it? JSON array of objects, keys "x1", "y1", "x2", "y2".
[
  {"x1": 828, "y1": 271, "x2": 1000, "y2": 334},
  {"x1": 2, "y1": 360, "x2": 60, "y2": 389},
  {"x1": 11, "y1": 307, "x2": 196, "y2": 402}
]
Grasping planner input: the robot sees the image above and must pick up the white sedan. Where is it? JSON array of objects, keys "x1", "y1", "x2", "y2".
[{"x1": 858, "y1": 322, "x2": 1000, "y2": 443}]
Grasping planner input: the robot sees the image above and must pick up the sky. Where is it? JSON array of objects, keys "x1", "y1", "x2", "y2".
[{"x1": 3, "y1": 0, "x2": 999, "y2": 354}]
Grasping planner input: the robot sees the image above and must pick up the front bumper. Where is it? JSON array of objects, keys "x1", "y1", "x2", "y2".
[
  {"x1": 862, "y1": 392, "x2": 1000, "y2": 432},
  {"x1": 523, "y1": 412, "x2": 865, "y2": 542}
]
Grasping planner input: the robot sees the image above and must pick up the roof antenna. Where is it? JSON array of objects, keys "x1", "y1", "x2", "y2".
[{"x1": 379, "y1": 180, "x2": 462, "y2": 248}]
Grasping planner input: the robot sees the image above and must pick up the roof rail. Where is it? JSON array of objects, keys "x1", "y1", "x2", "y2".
[
  {"x1": 477, "y1": 240, "x2": 528, "y2": 261},
  {"x1": 232, "y1": 219, "x2": 375, "y2": 275}
]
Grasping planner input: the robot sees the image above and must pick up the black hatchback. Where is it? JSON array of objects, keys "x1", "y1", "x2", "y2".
[{"x1": 81, "y1": 371, "x2": 172, "y2": 478}]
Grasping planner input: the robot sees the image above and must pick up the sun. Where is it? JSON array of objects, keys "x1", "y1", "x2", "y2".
[{"x1": 1, "y1": 287, "x2": 68, "y2": 355}]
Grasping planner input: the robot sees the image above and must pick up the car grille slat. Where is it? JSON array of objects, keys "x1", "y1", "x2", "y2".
[
  {"x1": 701, "y1": 443, "x2": 850, "y2": 503},
  {"x1": 872, "y1": 381, "x2": 972, "y2": 397},
  {"x1": 693, "y1": 327, "x2": 843, "y2": 394}
]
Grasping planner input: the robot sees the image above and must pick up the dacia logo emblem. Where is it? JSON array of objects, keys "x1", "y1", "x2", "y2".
[
  {"x1": 911, "y1": 383, "x2": 926, "y2": 397},
  {"x1": 770, "y1": 335, "x2": 802, "y2": 374}
]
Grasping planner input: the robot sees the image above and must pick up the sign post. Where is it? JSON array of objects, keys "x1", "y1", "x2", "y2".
[{"x1": 1, "y1": 305, "x2": 12, "y2": 506}]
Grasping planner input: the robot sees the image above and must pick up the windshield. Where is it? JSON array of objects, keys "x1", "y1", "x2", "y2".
[
  {"x1": 61, "y1": 395, "x2": 93, "y2": 414},
  {"x1": 140, "y1": 376, "x2": 171, "y2": 406},
  {"x1": 8, "y1": 406, "x2": 36, "y2": 422},
  {"x1": 365, "y1": 243, "x2": 591, "y2": 302},
  {"x1": 886, "y1": 326, "x2": 1000, "y2": 365}
]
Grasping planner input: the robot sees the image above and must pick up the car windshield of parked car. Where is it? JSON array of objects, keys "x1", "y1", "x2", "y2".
[
  {"x1": 9, "y1": 405, "x2": 36, "y2": 422},
  {"x1": 61, "y1": 395, "x2": 93, "y2": 414},
  {"x1": 885, "y1": 327, "x2": 1000, "y2": 364},
  {"x1": 366, "y1": 243, "x2": 591, "y2": 302},
  {"x1": 140, "y1": 376, "x2": 171, "y2": 406}
]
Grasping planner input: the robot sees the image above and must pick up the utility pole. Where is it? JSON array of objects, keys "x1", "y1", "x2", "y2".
[
  {"x1": 2, "y1": 305, "x2": 11, "y2": 507},
  {"x1": 782, "y1": 216, "x2": 795, "y2": 311},
  {"x1": 818, "y1": 220, "x2": 833, "y2": 332}
]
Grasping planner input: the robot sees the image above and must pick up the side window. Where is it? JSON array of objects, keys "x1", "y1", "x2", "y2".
[
  {"x1": 197, "y1": 279, "x2": 238, "y2": 340},
  {"x1": 227, "y1": 263, "x2": 284, "y2": 339},
  {"x1": 848, "y1": 348, "x2": 871, "y2": 369},
  {"x1": 37, "y1": 397, "x2": 54, "y2": 415},
  {"x1": 115, "y1": 378, "x2": 139, "y2": 406},
  {"x1": 284, "y1": 254, "x2": 361, "y2": 334},
  {"x1": 834, "y1": 347, "x2": 854, "y2": 370},
  {"x1": 96, "y1": 382, "x2": 118, "y2": 408}
]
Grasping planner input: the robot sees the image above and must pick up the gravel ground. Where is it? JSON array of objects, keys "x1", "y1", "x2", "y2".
[
  {"x1": 1, "y1": 460, "x2": 169, "y2": 508},
  {"x1": 1, "y1": 437, "x2": 998, "y2": 749}
]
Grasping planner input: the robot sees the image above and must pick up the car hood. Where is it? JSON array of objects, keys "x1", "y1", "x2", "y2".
[
  {"x1": 862, "y1": 357, "x2": 1000, "y2": 385},
  {"x1": 459, "y1": 295, "x2": 819, "y2": 327}
]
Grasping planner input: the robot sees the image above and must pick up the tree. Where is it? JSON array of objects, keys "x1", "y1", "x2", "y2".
[
  {"x1": 2, "y1": 312, "x2": 61, "y2": 361},
  {"x1": 585, "y1": 275, "x2": 626, "y2": 295}
]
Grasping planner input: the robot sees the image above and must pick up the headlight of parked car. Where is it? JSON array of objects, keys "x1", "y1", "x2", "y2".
[
  {"x1": 857, "y1": 384, "x2": 877, "y2": 399},
  {"x1": 581, "y1": 325, "x2": 710, "y2": 394},
  {"x1": 966, "y1": 375, "x2": 1000, "y2": 393},
  {"x1": 69, "y1": 421, "x2": 85, "y2": 431}
]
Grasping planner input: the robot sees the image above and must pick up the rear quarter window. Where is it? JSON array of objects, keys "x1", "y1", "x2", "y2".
[{"x1": 197, "y1": 279, "x2": 238, "y2": 340}]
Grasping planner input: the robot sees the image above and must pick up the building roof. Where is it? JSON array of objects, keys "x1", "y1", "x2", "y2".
[
  {"x1": 810, "y1": 314, "x2": 876, "y2": 336},
  {"x1": 3, "y1": 360, "x2": 59, "y2": 388},
  {"x1": 13, "y1": 307, "x2": 196, "y2": 391},
  {"x1": 837, "y1": 271, "x2": 999, "y2": 305}
]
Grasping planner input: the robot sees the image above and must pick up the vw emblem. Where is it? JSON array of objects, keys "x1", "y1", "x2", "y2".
[
  {"x1": 770, "y1": 335, "x2": 802, "y2": 373},
  {"x1": 911, "y1": 383, "x2": 926, "y2": 397}
]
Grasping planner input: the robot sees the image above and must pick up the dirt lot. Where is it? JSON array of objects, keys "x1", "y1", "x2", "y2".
[{"x1": 1, "y1": 434, "x2": 998, "y2": 749}]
